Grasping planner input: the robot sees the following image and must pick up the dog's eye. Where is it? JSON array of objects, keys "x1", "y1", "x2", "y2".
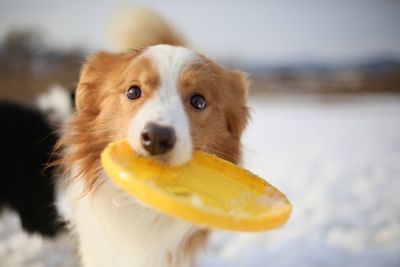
[
  {"x1": 190, "y1": 94, "x2": 207, "y2": 110},
  {"x1": 126, "y1": 86, "x2": 142, "y2": 100}
]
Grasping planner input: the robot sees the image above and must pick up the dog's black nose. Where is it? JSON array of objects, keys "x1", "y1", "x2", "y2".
[{"x1": 141, "y1": 123, "x2": 176, "y2": 155}]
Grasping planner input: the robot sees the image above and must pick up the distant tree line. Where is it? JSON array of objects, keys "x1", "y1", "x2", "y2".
[{"x1": 1, "y1": 29, "x2": 398, "y2": 101}]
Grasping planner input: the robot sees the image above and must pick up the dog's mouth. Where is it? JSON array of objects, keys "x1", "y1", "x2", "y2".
[
  {"x1": 133, "y1": 149, "x2": 169, "y2": 163},
  {"x1": 133, "y1": 149, "x2": 192, "y2": 166}
]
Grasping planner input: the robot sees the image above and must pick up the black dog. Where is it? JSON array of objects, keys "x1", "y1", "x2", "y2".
[{"x1": 0, "y1": 101, "x2": 64, "y2": 236}]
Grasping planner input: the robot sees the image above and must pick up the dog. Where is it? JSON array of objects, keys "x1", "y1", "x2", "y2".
[
  {"x1": 0, "y1": 101, "x2": 66, "y2": 237},
  {"x1": 56, "y1": 9, "x2": 250, "y2": 267}
]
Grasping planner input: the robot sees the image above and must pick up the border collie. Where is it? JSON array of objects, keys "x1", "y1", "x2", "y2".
[{"x1": 56, "y1": 11, "x2": 250, "y2": 267}]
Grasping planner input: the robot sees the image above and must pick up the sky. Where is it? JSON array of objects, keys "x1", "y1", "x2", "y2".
[{"x1": 1, "y1": 0, "x2": 400, "y2": 64}]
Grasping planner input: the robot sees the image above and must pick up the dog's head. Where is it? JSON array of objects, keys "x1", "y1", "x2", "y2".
[{"x1": 66, "y1": 45, "x2": 249, "y2": 190}]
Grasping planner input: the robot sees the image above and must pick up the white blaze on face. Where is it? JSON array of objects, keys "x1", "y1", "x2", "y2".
[{"x1": 128, "y1": 45, "x2": 196, "y2": 165}]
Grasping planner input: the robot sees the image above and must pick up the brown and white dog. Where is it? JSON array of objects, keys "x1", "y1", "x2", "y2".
[{"x1": 56, "y1": 9, "x2": 249, "y2": 267}]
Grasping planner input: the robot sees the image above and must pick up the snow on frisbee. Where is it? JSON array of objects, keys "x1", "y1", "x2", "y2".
[{"x1": 101, "y1": 139, "x2": 292, "y2": 231}]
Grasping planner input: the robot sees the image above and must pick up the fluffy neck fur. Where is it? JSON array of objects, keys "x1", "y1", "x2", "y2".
[{"x1": 59, "y1": 170, "x2": 208, "y2": 267}]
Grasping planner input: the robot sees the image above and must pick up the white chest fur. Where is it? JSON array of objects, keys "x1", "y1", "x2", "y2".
[{"x1": 59, "y1": 177, "x2": 196, "y2": 267}]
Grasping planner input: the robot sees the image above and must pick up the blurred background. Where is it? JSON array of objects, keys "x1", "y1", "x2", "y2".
[{"x1": 0, "y1": 0, "x2": 399, "y2": 266}]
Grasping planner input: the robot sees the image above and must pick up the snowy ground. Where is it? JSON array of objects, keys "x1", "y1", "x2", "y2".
[{"x1": 1, "y1": 95, "x2": 400, "y2": 267}]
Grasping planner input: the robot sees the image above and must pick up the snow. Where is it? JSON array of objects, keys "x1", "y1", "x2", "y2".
[{"x1": 1, "y1": 95, "x2": 400, "y2": 267}]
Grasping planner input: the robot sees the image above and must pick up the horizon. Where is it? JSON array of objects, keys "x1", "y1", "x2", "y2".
[{"x1": 1, "y1": 1, "x2": 400, "y2": 65}]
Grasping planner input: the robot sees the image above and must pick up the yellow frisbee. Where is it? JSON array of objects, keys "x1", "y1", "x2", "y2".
[{"x1": 101, "y1": 140, "x2": 291, "y2": 231}]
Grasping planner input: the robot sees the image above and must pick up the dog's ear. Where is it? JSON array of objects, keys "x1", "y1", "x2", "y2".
[
  {"x1": 75, "y1": 50, "x2": 140, "y2": 113},
  {"x1": 223, "y1": 70, "x2": 250, "y2": 139}
]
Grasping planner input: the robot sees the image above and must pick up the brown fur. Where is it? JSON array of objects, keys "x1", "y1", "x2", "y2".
[{"x1": 180, "y1": 56, "x2": 249, "y2": 163}]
